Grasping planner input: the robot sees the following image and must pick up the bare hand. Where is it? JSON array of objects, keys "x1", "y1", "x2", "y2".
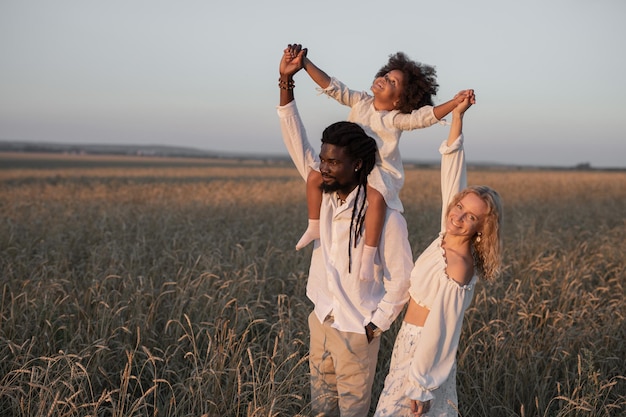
[
  {"x1": 410, "y1": 399, "x2": 431, "y2": 416},
  {"x1": 279, "y1": 43, "x2": 307, "y2": 78},
  {"x1": 453, "y1": 89, "x2": 475, "y2": 115},
  {"x1": 453, "y1": 89, "x2": 475, "y2": 105}
]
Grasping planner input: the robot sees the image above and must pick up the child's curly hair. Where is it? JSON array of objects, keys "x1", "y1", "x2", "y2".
[{"x1": 374, "y1": 52, "x2": 439, "y2": 114}]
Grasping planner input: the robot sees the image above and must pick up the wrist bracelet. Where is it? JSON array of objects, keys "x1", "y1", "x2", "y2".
[{"x1": 278, "y1": 78, "x2": 295, "y2": 90}]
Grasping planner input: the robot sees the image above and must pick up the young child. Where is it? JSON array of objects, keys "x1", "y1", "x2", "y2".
[{"x1": 287, "y1": 44, "x2": 469, "y2": 281}]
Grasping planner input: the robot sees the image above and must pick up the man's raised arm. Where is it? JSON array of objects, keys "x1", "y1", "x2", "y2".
[
  {"x1": 277, "y1": 101, "x2": 317, "y2": 181},
  {"x1": 277, "y1": 44, "x2": 318, "y2": 181}
]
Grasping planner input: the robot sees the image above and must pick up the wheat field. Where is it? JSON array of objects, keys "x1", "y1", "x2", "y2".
[{"x1": 1, "y1": 152, "x2": 624, "y2": 417}]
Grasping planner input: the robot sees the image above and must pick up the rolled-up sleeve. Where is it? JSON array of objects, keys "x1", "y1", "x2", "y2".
[
  {"x1": 277, "y1": 101, "x2": 318, "y2": 181},
  {"x1": 319, "y1": 77, "x2": 370, "y2": 107},
  {"x1": 370, "y1": 210, "x2": 413, "y2": 331},
  {"x1": 393, "y1": 106, "x2": 438, "y2": 131},
  {"x1": 438, "y1": 134, "x2": 466, "y2": 232}
]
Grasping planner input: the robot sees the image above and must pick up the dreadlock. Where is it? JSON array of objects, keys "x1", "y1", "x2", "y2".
[{"x1": 321, "y1": 121, "x2": 378, "y2": 272}]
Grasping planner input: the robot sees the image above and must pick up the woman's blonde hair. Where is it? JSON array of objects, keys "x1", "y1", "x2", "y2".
[{"x1": 447, "y1": 185, "x2": 503, "y2": 282}]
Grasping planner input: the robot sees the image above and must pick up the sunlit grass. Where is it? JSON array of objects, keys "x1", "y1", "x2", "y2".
[{"x1": 1, "y1": 154, "x2": 624, "y2": 416}]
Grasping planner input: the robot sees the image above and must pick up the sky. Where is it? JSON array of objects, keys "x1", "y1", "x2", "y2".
[{"x1": 1, "y1": 0, "x2": 625, "y2": 168}]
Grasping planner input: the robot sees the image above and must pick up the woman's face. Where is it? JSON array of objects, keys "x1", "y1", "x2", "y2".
[{"x1": 446, "y1": 193, "x2": 488, "y2": 238}]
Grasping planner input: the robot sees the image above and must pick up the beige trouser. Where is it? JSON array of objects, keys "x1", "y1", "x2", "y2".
[{"x1": 309, "y1": 312, "x2": 381, "y2": 417}]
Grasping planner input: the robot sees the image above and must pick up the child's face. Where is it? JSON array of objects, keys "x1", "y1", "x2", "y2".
[{"x1": 371, "y1": 69, "x2": 404, "y2": 110}]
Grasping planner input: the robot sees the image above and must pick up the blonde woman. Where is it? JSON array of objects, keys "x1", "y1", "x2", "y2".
[{"x1": 375, "y1": 92, "x2": 504, "y2": 416}]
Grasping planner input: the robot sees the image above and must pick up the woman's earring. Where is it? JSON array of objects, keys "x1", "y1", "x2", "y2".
[{"x1": 476, "y1": 232, "x2": 482, "y2": 243}]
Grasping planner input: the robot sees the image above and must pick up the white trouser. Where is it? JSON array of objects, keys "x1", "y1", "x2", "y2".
[{"x1": 374, "y1": 321, "x2": 458, "y2": 417}]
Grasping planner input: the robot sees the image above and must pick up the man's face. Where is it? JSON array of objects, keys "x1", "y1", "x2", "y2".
[{"x1": 319, "y1": 143, "x2": 361, "y2": 195}]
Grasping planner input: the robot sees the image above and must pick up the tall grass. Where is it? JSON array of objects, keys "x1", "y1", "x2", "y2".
[{"x1": 1, "y1": 156, "x2": 624, "y2": 416}]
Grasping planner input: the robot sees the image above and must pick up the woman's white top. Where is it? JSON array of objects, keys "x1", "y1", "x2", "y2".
[{"x1": 405, "y1": 134, "x2": 478, "y2": 402}]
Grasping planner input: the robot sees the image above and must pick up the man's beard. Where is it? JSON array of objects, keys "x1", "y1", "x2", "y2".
[
  {"x1": 320, "y1": 182, "x2": 340, "y2": 193},
  {"x1": 320, "y1": 181, "x2": 353, "y2": 195}
]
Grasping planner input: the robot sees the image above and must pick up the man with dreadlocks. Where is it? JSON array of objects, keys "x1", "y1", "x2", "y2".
[{"x1": 277, "y1": 45, "x2": 413, "y2": 416}]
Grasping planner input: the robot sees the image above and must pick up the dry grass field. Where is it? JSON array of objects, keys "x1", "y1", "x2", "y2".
[{"x1": 1, "y1": 152, "x2": 624, "y2": 416}]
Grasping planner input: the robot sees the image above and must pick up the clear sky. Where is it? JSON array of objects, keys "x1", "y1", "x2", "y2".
[{"x1": 1, "y1": 0, "x2": 625, "y2": 168}]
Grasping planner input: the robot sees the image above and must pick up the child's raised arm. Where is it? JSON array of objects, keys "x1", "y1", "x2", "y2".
[
  {"x1": 302, "y1": 50, "x2": 331, "y2": 89},
  {"x1": 433, "y1": 89, "x2": 473, "y2": 121}
]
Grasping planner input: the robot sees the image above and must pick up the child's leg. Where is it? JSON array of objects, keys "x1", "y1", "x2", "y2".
[
  {"x1": 360, "y1": 186, "x2": 386, "y2": 281},
  {"x1": 364, "y1": 186, "x2": 385, "y2": 248},
  {"x1": 296, "y1": 170, "x2": 322, "y2": 250}
]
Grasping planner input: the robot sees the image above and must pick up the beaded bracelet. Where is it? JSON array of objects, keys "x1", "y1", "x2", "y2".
[{"x1": 278, "y1": 78, "x2": 295, "y2": 90}]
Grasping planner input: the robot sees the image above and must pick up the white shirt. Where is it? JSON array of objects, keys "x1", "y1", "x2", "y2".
[
  {"x1": 321, "y1": 77, "x2": 439, "y2": 212},
  {"x1": 277, "y1": 100, "x2": 413, "y2": 333}
]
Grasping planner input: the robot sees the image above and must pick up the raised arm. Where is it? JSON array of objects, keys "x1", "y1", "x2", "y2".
[
  {"x1": 433, "y1": 89, "x2": 473, "y2": 121},
  {"x1": 278, "y1": 44, "x2": 318, "y2": 181},
  {"x1": 392, "y1": 89, "x2": 475, "y2": 131},
  {"x1": 279, "y1": 44, "x2": 306, "y2": 106},
  {"x1": 302, "y1": 52, "x2": 331, "y2": 89},
  {"x1": 439, "y1": 91, "x2": 475, "y2": 231},
  {"x1": 446, "y1": 91, "x2": 474, "y2": 145}
]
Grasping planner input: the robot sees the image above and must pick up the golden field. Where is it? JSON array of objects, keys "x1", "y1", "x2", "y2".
[{"x1": 0, "y1": 152, "x2": 624, "y2": 416}]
